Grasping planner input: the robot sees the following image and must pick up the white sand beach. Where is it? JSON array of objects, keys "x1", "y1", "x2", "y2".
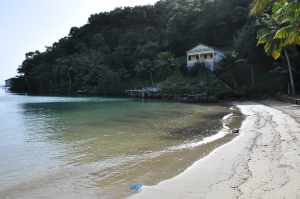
[{"x1": 130, "y1": 101, "x2": 300, "y2": 199}]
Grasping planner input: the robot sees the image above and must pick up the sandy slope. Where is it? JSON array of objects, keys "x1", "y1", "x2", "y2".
[{"x1": 130, "y1": 102, "x2": 300, "y2": 199}]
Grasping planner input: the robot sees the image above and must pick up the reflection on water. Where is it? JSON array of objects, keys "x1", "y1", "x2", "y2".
[{"x1": 0, "y1": 90, "x2": 237, "y2": 199}]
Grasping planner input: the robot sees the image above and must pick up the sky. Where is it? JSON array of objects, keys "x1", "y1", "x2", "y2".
[{"x1": 0, "y1": 0, "x2": 159, "y2": 85}]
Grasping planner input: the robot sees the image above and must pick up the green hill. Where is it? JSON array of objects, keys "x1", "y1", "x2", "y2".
[{"x1": 11, "y1": 0, "x2": 291, "y2": 97}]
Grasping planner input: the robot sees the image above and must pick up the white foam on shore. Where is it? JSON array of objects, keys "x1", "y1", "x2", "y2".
[{"x1": 168, "y1": 112, "x2": 234, "y2": 151}]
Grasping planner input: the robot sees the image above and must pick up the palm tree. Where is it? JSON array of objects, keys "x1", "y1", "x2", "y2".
[
  {"x1": 251, "y1": 0, "x2": 300, "y2": 95},
  {"x1": 250, "y1": 0, "x2": 272, "y2": 16}
]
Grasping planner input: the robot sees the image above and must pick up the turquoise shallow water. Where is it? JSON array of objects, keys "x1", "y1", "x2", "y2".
[{"x1": 0, "y1": 89, "x2": 232, "y2": 199}]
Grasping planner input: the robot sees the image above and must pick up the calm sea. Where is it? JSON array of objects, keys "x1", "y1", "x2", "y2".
[{"x1": 0, "y1": 88, "x2": 236, "y2": 199}]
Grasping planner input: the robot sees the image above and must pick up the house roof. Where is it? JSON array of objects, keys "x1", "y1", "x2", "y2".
[{"x1": 187, "y1": 44, "x2": 215, "y2": 54}]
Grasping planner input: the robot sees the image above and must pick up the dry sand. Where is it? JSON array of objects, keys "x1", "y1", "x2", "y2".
[{"x1": 129, "y1": 101, "x2": 300, "y2": 199}]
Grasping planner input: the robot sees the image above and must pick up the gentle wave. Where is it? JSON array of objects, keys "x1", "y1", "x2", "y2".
[{"x1": 167, "y1": 112, "x2": 234, "y2": 151}]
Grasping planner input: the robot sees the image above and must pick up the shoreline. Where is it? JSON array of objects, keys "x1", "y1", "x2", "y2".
[
  {"x1": 0, "y1": 94, "x2": 242, "y2": 199},
  {"x1": 167, "y1": 109, "x2": 242, "y2": 151},
  {"x1": 117, "y1": 107, "x2": 243, "y2": 199},
  {"x1": 129, "y1": 101, "x2": 300, "y2": 199},
  {"x1": 109, "y1": 104, "x2": 243, "y2": 199}
]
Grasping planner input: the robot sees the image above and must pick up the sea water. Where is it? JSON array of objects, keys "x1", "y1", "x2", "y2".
[{"x1": 0, "y1": 89, "x2": 239, "y2": 199}]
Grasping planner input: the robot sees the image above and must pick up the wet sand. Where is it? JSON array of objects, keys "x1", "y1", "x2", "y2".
[{"x1": 130, "y1": 101, "x2": 300, "y2": 199}]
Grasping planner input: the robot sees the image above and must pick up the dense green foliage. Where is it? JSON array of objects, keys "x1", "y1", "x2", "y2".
[
  {"x1": 160, "y1": 64, "x2": 232, "y2": 98},
  {"x1": 10, "y1": 0, "x2": 249, "y2": 95},
  {"x1": 251, "y1": 0, "x2": 300, "y2": 95},
  {"x1": 10, "y1": 0, "x2": 299, "y2": 97}
]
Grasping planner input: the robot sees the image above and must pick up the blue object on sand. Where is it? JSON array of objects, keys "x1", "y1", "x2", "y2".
[{"x1": 130, "y1": 183, "x2": 143, "y2": 192}]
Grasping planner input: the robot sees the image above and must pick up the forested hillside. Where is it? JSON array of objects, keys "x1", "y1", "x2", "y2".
[{"x1": 10, "y1": 0, "x2": 299, "y2": 97}]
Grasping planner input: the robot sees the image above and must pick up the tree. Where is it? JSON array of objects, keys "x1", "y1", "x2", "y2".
[
  {"x1": 234, "y1": 21, "x2": 273, "y2": 88},
  {"x1": 135, "y1": 59, "x2": 156, "y2": 86},
  {"x1": 155, "y1": 52, "x2": 177, "y2": 80},
  {"x1": 251, "y1": 0, "x2": 300, "y2": 95},
  {"x1": 11, "y1": 0, "x2": 258, "y2": 95}
]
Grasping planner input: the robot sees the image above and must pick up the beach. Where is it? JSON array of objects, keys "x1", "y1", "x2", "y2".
[{"x1": 130, "y1": 101, "x2": 300, "y2": 199}]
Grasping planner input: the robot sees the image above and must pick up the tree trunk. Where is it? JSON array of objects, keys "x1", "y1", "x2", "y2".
[{"x1": 284, "y1": 49, "x2": 296, "y2": 95}]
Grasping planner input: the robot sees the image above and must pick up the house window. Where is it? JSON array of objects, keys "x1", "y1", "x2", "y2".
[
  {"x1": 196, "y1": 55, "x2": 199, "y2": 60},
  {"x1": 188, "y1": 56, "x2": 192, "y2": 61},
  {"x1": 203, "y1": 53, "x2": 213, "y2": 59}
]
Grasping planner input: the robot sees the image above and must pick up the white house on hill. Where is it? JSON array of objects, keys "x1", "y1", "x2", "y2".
[{"x1": 187, "y1": 44, "x2": 224, "y2": 71}]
